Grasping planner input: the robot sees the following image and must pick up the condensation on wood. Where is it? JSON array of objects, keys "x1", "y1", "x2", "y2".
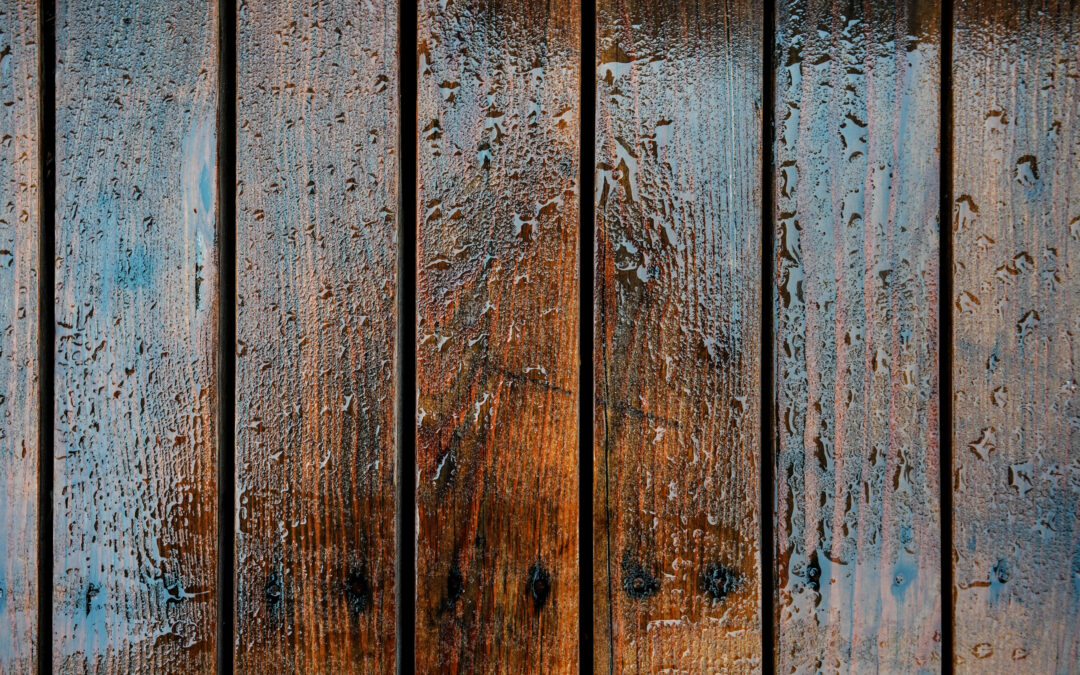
[
  {"x1": 234, "y1": 0, "x2": 400, "y2": 671},
  {"x1": 773, "y1": 0, "x2": 942, "y2": 671},
  {"x1": 0, "y1": 1, "x2": 39, "y2": 671},
  {"x1": 951, "y1": 1, "x2": 1080, "y2": 670},
  {"x1": 593, "y1": 0, "x2": 763, "y2": 671},
  {"x1": 52, "y1": 0, "x2": 220, "y2": 670},
  {"x1": 415, "y1": 0, "x2": 581, "y2": 670}
]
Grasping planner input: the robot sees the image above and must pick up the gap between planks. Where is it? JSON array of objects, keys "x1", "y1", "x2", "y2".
[
  {"x1": 217, "y1": 0, "x2": 237, "y2": 671},
  {"x1": 38, "y1": 0, "x2": 56, "y2": 672},
  {"x1": 939, "y1": 0, "x2": 955, "y2": 671}
]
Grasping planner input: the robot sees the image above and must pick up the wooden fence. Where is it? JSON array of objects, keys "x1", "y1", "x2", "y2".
[{"x1": 0, "y1": 0, "x2": 1078, "y2": 672}]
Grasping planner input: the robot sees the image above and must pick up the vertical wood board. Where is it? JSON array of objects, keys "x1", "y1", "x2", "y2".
[
  {"x1": 415, "y1": 0, "x2": 581, "y2": 670},
  {"x1": 952, "y1": 0, "x2": 1080, "y2": 670},
  {"x1": 773, "y1": 0, "x2": 942, "y2": 671},
  {"x1": 0, "y1": 1, "x2": 39, "y2": 671},
  {"x1": 53, "y1": 0, "x2": 220, "y2": 669},
  {"x1": 594, "y1": 0, "x2": 763, "y2": 671},
  {"x1": 234, "y1": 0, "x2": 400, "y2": 671}
]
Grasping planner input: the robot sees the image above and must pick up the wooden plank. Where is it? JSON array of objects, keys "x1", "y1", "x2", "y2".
[
  {"x1": 0, "y1": 1, "x2": 39, "y2": 670},
  {"x1": 414, "y1": 0, "x2": 580, "y2": 670},
  {"x1": 52, "y1": 0, "x2": 219, "y2": 670},
  {"x1": 593, "y1": 0, "x2": 762, "y2": 671},
  {"x1": 951, "y1": 1, "x2": 1080, "y2": 670},
  {"x1": 234, "y1": 0, "x2": 399, "y2": 671},
  {"x1": 772, "y1": 0, "x2": 942, "y2": 671}
]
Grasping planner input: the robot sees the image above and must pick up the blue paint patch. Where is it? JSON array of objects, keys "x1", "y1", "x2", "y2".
[
  {"x1": 989, "y1": 558, "x2": 1010, "y2": 604},
  {"x1": 113, "y1": 243, "x2": 154, "y2": 288},
  {"x1": 198, "y1": 161, "x2": 213, "y2": 217},
  {"x1": 890, "y1": 557, "x2": 918, "y2": 602}
]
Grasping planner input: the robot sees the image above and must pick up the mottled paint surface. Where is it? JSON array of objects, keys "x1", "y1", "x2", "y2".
[
  {"x1": 0, "y1": 1, "x2": 38, "y2": 671},
  {"x1": 415, "y1": 0, "x2": 581, "y2": 670},
  {"x1": 952, "y1": 1, "x2": 1080, "y2": 670},
  {"x1": 53, "y1": 0, "x2": 219, "y2": 670},
  {"x1": 235, "y1": 0, "x2": 399, "y2": 671},
  {"x1": 773, "y1": 0, "x2": 942, "y2": 671},
  {"x1": 594, "y1": 0, "x2": 763, "y2": 671}
]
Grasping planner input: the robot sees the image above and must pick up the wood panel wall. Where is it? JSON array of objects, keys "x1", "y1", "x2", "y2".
[{"x1": 0, "y1": 1, "x2": 1076, "y2": 672}]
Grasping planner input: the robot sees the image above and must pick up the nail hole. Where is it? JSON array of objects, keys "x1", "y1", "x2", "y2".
[
  {"x1": 526, "y1": 562, "x2": 552, "y2": 610},
  {"x1": 345, "y1": 569, "x2": 372, "y2": 614},
  {"x1": 443, "y1": 562, "x2": 464, "y2": 610},
  {"x1": 806, "y1": 550, "x2": 821, "y2": 591},
  {"x1": 701, "y1": 562, "x2": 741, "y2": 601},
  {"x1": 993, "y1": 558, "x2": 1011, "y2": 584},
  {"x1": 621, "y1": 556, "x2": 660, "y2": 599},
  {"x1": 265, "y1": 573, "x2": 283, "y2": 610}
]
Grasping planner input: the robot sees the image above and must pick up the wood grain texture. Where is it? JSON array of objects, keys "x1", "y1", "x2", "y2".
[
  {"x1": 952, "y1": 1, "x2": 1080, "y2": 670},
  {"x1": 0, "y1": 1, "x2": 39, "y2": 671},
  {"x1": 593, "y1": 1, "x2": 762, "y2": 671},
  {"x1": 53, "y1": 0, "x2": 219, "y2": 670},
  {"x1": 234, "y1": 0, "x2": 399, "y2": 671},
  {"x1": 773, "y1": 1, "x2": 942, "y2": 671},
  {"x1": 415, "y1": 0, "x2": 580, "y2": 670}
]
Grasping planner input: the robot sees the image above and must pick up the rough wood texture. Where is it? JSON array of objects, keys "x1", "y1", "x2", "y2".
[
  {"x1": 952, "y1": 1, "x2": 1080, "y2": 670},
  {"x1": 0, "y1": 1, "x2": 39, "y2": 671},
  {"x1": 593, "y1": 1, "x2": 762, "y2": 671},
  {"x1": 53, "y1": 0, "x2": 219, "y2": 670},
  {"x1": 234, "y1": 0, "x2": 399, "y2": 671},
  {"x1": 773, "y1": 1, "x2": 942, "y2": 671},
  {"x1": 415, "y1": 0, "x2": 580, "y2": 670}
]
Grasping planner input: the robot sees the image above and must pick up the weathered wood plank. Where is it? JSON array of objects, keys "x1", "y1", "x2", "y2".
[
  {"x1": 773, "y1": 0, "x2": 942, "y2": 671},
  {"x1": 234, "y1": 0, "x2": 399, "y2": 671},
  {"x1": 952, "y1": 1, "x2": 1080, "y2": 670},
  {"x1": 593, "y1": 1, "x2": 762, "y2": 671},
  {"x1": 0, "y1": 1, "x2": 39, "y2": 670},
  {"x1": 53, "y1": 0, "x2": 219, "y2": 669},
  {"x1": 415, "y1": 0, "x2": 580, "y2": 670}
]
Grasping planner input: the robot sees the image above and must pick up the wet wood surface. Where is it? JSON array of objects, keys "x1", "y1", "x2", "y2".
[
  {"x1": 414, "y1": 0, "x2": 581, "y2": 670},
  {"x1": 593, "y1": 0, "x2": 762, "y2": 671},
  {"x1": 5, "y1": 1, "x2": 1080, "y2": 672},
  {"x1": 52, "y1": 0, "x2": 220, "y2": 670},
  {"x1": 0, "y1": 1, "x2": 39, "y2": 671},
  {"x1": 951, "y1": 0, "x2": 1080, "y2": 670},
  {"x1": 773, "y1": 0, "x2": 942, "y2": 671},
  {"x1": 234, "y1": 0, "x2": 399, "y2": 672}
]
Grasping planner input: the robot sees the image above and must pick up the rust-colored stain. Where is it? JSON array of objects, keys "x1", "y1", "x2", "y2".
[{"x1": 415, "y1": 0, "x2": 581, "y2": 671}]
